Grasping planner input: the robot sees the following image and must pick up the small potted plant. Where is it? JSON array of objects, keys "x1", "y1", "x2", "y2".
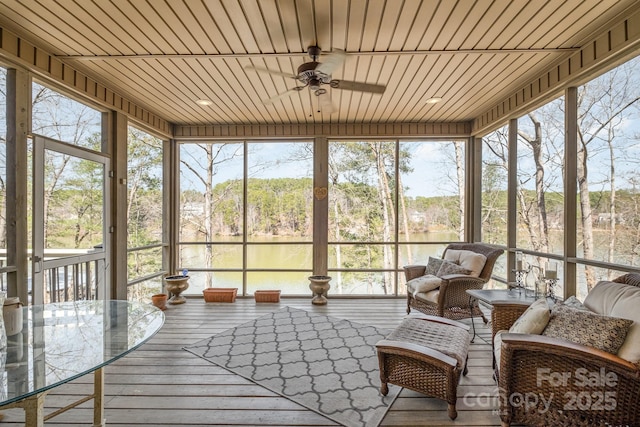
[{"x1": 151, "y1": 293, "x2": 168, "y2": 310}]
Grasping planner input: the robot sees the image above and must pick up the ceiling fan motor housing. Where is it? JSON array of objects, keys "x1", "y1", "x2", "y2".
[{"x1": 297, "y1": 61, "x2": 331, "y2": 90}]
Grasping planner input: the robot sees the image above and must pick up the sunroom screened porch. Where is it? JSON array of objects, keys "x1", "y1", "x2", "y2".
[{"x1": 1, "y1": 1, "x2": 640, "y2": 426}]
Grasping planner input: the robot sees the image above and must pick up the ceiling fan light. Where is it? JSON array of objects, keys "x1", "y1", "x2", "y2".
[
  {"x1": 425, "y1": 97, "x2": 443, "y2": 104},
  {"x1": 196, "y1": 99, "x2": 213, "y2": 106}
]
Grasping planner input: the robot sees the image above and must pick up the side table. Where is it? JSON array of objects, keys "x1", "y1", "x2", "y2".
[{"x1": 466, "y1": 289, "x2": 539, "y2": 342}]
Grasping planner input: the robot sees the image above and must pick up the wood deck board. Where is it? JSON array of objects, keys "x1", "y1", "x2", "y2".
[{"x1": 1, "y1": 297, "x2": 502, "y2": 426}]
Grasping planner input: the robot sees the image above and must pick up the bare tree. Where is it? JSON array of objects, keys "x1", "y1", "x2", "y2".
[
  {"x1": 577, "y1": 62, "x2": 640, "y2": 289},
  {"x1": 518, "y1": 113, "x2": 550, "y2": 254},
  {"x1": 454, "y1": 141, "x2": 465, "y2": 240},
  {"x1": 180, "y1": 143, "x2": 243, "y2": 286},
  {"x1": 31, "y1": 84, "x2": 102, "y2": 248}
]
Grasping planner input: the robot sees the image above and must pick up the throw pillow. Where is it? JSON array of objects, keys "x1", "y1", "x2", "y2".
[
  {"x1": 509, "y1": 298, "x2": 550, "y2": 334},
  {"x1": 407, "y1": 274, "x2": 442, "y2": 296},
  {"x1": 561, "y1": 295, "x2": 590, "y2": 311},
  {"x1": 443, "y1": 248, "x2": 461, "y2": 263},
  {"x1": 424, "y1": 257, "x2": 444, "y2": 276},
  {"x1": 457, "y1": 250, "x2": 487, "y2": 277},
  {"x1": 444, "y1": 249, "x2": 487, "y2": 277},
  {"x1": 436, "y1": 260, "x2": 471, "y2": 277},
  {"x1": 542, "y1": 304, "x2": 633, "y2": 354}
]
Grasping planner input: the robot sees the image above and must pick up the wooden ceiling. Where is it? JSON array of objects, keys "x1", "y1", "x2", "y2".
[{"x1": 0, "y1": 0, "x2": 637, "y2": 127}]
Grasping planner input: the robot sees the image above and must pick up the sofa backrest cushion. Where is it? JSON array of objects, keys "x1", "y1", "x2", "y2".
[
  {"x1": 584, "y1": 280, "x2": 628, "y2": 316},
  {"x1": 582, "y1": 280, "x2": 640, "y2": 363},
  {"x1": 443, "y1": 249, "x2": 486, "y2": 277},
  {"x1": 542, "y1": 304, "x2": 633, "y2": 355}
]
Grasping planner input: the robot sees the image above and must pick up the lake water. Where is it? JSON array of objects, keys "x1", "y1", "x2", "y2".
[
  {"x1": 181, "y1": 232, "x2": 457, "y2": 296},
  {"x1": 180, "y1": 231, "x2": 629, "y2": 299}
]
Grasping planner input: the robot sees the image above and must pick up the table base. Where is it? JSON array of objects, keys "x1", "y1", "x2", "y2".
[{"x1": 0, "y1": 368, "x2": 105, "y2": 427}]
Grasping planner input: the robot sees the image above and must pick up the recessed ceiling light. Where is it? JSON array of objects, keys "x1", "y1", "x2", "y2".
[
  {"x1": 196, "y1": 99, "x2": 212, "y2": 106},
  {"x1": 425, "y1": 97, "x2": 443, "y2": 104}
]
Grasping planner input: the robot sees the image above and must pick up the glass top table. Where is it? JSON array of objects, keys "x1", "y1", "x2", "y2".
[
  {"x1": 466, "y1": 288, "x2": 540, "y2": 306},
  {"x1": 0, "y1": 300, "x2": 164, "y2": 426}
]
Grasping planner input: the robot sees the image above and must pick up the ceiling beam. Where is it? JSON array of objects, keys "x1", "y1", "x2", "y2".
[{"x1": 58, "y1": 48, "x2": 580, "y2": 61}]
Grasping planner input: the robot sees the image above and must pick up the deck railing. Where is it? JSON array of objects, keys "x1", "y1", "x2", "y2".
[
  {"x1": 0, "y1": 250, "x2": 105, "y2": 303},
  {"x1": 42, "y1": 259, "x2": 103, "y2": 303}
]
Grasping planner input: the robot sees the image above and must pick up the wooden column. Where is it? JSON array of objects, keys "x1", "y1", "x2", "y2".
[
  {"x1": 564, "y1": 87, "x2": 578, "y2": 298},
  {"x1": 107, "y1": 111, "x2": 128, "y2": 299},
  {"x1": 165, "y1": 139, "x2": 175, "y2": 279},
  {"x1": 467, "y1": 136, "x2": 482, "y2": 242},
  {"x1": 313, "y1": 137, "x2": 329, "y2": 275},
  {"x1": 507, "y1": 118, "x2": 518, "y2": 282},
  {"x1": 6, "y1": 68, "x2": 29, "y2": 304}
]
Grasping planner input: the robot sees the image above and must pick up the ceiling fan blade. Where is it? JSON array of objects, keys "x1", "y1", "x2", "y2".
[
  {"x1": 330, "y1": 79, "x2": 386, "y2": 94},
  {"x1": 318, "y1": 94, "x2": 336, "y2": 114},
  {"x1": 316, "y1": 49, "x2": 347, "y2": 76},
  {"x1": 262, "y1": 87, "x2": 299, "y2": 104},
  {"x1": 245, "y1": 65, "x2": 297, "y2": 79}
]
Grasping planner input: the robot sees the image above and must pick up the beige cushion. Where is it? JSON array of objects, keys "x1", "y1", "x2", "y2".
[
  {"x1": 407, "y1": 274, "x2": 442, "y2": 297},
  {"x1": 509, "y1": 298, "x2": 550, "y2": 334},
  {"x1": 614, "y1": 320, "x2": 640, "y2": 364},
  {"x1": 444, "y1": 249, "x2": 487, "y2": 277},
  {"x1": 584, "y1": 280, "x2": 627, "y2": 315},
  {"x1": 607, "y1": 286, "x2": 640, "y2": 363},
  {"x1": 542, "y1": 304, "x2": 633, "y2": 354},
  {"x1": 414, "y1": 289, "x2": 440, "y2": 304},
  {"x1": 436, "y1": 260, "x2": 471, "y2": 277}
]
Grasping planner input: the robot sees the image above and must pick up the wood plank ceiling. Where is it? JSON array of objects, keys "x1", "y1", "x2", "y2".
[{"x1": 0, "y1": 0, "x2": 636, "y2": 127}]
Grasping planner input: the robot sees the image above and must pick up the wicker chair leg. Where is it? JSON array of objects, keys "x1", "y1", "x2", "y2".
[
  {"x1": 447, "y1": 403, "x2": 457, "y2": 420},
  {"x1": 380, "y1": 382, "x2": 389, "y2": 396}
]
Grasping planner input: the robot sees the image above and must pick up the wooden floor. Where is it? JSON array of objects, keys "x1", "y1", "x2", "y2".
[{"x1": 1, "y1": 298, "x2": 503, "y2": 426}]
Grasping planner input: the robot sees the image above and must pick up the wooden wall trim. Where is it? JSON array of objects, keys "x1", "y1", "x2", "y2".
[
  {"x1": 472, "y1": 6, "x2": 640, "y2": 136},
  {"x1": 0, "y1": 25, "x2": 172, "y2": 138},
  {"x1": 173, "y1": 122, "x2": 472, "y2": 139}
]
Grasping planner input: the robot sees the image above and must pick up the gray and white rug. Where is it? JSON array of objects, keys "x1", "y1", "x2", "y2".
[{"x1": 183, "y1": 306, "x2": 401, "y2": 427}]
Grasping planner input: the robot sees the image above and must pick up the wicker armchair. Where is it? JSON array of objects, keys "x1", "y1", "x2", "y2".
[
  {"x1": 497, "y1": 275, "x2": 640, "y2": 427},
  {"x1": 403, "y1": 243, "x2": 504, "y2": 320}
]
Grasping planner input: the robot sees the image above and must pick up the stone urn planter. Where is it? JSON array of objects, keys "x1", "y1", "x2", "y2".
[
  {"x1": 164, "y1": 275, "x2": 190, "y2": 304},
  {"x1": 309, "y1": 275, "x2": 331, "y2": 305}
]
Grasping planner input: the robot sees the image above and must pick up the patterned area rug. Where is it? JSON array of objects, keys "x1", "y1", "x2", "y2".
[{"x1": 183, "y1": 306, "x2": 401, "y2": 427}]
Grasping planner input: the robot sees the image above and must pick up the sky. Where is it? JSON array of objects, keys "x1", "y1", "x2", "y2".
[{"x1": 178, "y1": 140, "x2": 461, "y2": 199}]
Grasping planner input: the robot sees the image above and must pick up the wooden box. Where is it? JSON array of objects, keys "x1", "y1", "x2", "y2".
[
  {"x1": 254, "y1": 290, "x2": 281, "y2": 303},
  {"x1": 203, "y1": 287, "x2": 238, "y2": 303}
]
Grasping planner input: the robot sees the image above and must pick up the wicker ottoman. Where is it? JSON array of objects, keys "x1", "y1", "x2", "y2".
[{"x1": 376, "y1": 314, "x2": 471, "y2": 420}]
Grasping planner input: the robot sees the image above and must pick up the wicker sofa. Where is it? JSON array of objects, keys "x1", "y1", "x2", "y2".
[
  {"x1": 496, "y1": 277, "x2": 640, "y2": 427},
  {"x1": 403, "y1": 243, "x2": 504, "y2": 320}
]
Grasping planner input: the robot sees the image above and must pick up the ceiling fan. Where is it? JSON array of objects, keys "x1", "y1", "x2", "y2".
[{"x1": 245, "y1": 46, "x2": 386, "y2": 113}]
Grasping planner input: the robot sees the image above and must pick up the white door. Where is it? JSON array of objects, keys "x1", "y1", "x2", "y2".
[{"x1": 32, "y1": 134, "x2": 110, "y2": 304}]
